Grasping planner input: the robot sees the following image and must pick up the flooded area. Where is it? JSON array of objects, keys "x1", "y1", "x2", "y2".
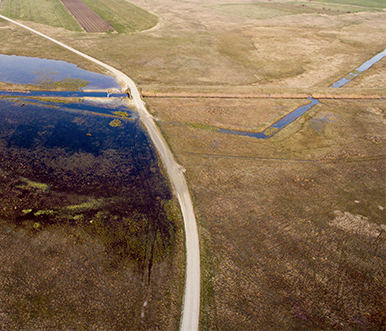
[
  {"x1": 0, "y1": 54, "x2": 121, "y2": 90},
  {"x1": 0, "y1": 55, "x2": 178, "y2": 329},
  {"x1": 0, "y1": 97, "x2": 174, "y2": 259}
]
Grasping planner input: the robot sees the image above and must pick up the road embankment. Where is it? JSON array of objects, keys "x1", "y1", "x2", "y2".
[{"x1": 141, "y1": 90, "x2": 385, "y2": 100}]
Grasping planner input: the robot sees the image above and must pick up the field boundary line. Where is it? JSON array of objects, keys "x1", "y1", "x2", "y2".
[
  {"x1": 184, "y1": 151, "x2": 386, "y2": 163},
  {"x1": 141, "y1": 91, "x2": 385, "y2": 99}
]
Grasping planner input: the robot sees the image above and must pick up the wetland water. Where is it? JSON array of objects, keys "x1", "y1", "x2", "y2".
[
  {"x1": 0, "y1": 55, "x2": 176, "y2": 328},
  {"x1": 0, "y1": 54, "x2": 121, "y2": 90}
]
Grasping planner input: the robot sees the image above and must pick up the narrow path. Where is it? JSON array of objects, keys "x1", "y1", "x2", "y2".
[{"x1": 0, "y1": 14, "x2": 200, "y2": 331}]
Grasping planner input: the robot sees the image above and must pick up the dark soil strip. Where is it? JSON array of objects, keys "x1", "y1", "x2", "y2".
[{"x1": 59, "y1": 0, "x2": 114, "y2": 32}]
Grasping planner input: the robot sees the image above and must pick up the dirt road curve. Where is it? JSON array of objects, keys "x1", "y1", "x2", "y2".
[{"x1": 0, "y1": 15, "x2": 200, "y2": 331}]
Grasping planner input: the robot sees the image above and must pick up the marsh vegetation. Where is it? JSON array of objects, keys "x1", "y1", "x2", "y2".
[{"x1": 0, "y1": 97, "x2": 184, "y2": 329}]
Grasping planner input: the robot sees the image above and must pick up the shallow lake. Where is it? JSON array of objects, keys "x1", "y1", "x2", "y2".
[
  {"x1": 0, "y1": 54, "x2": 121, "y2": 90},
  {"x1": 0, "y1": 54, "x2": 175, "y2": 271},
  {"x1": 0, "y1": 54, "x2": 178, "y2": 328},
  {"x1": 0, "y1": 96, "x2": 174, "y2": 261}
]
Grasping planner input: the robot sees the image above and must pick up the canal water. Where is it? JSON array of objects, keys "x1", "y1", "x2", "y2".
[
  {"x1": 220, "y1": 97, "x2": 319, "y2": 138},
  {"x1": 330, "y1": 48, "x2": 386, "y2": 88},
  {"x1": 220, "y1": 47, "x2": 386, "y2": 138}
]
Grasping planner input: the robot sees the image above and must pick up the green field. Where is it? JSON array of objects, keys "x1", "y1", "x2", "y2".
[
  {"x1": 0, "y1": 0, "x2": 82, "y2": 31},
  {"x1": 0, "y1": 0, "x2": 158, "y2": 32},
  {"x1": 318, "y1": 0, "x2": 386, "y2": 8},
  {"x1": 81, "y1": 0, "x2": 158, "y2": 33}
]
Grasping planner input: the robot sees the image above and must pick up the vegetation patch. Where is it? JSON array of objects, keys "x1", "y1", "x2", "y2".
[
  {"x1": 80, "y1": 0, "x2": 158, "y2": 33},
  {"x1": 35, "y1": 77, "x2": 90, "y2": 90},
  {"x1": 0, "y1": 0, "x2": 82, "y2": 31},
  {"x1": 109, "y1": 118, "x2": 122, "y2": 127},
  {"x1": 0, "y1": 0, "x2": 158, "y2": 32},
  {"x1": 317, "y1": 0, "x2": 386, "y2": 9}
]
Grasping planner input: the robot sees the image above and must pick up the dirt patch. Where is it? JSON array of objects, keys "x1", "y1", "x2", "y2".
[{"x1": 330, "y1": 210, "x2": 386, "y2": 238}]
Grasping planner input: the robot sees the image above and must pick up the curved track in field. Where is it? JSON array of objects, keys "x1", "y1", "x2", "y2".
[{"x1": 0, "y1": 14, "x2": 200, "y2": 331}]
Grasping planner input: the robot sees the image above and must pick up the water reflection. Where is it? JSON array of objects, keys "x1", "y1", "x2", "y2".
[
  {"x1": 0, "y1": 97, "x2": 174, "y2": 268},
  {"x1": 0, "y1": 54, "x2": 121, "y2": 90}
]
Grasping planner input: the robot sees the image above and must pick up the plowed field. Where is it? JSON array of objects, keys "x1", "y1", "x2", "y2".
[{"x1": 60, "y1": 0, "x2": 114, "y2": 32}]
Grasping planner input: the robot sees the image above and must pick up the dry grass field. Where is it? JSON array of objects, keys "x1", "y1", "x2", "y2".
[{"x1": 1, "y1": 0, "x2": 386, "y2": 329}]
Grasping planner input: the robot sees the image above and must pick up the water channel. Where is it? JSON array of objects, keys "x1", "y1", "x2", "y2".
[
  {"x1": 219, "y1": 47, "x2": 386, "y2": 138},
  {"x1": 330, "y1": 48, "x2": 386, "y2": 88}
]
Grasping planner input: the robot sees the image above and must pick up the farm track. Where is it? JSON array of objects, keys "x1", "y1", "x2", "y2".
[{"x1": 59, "y1": 0, "x2": 113, "y2": 32}]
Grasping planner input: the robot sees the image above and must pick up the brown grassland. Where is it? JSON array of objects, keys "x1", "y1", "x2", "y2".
[{"x1": 0, "y1": 0, "x2": 386, "y2": 329}]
